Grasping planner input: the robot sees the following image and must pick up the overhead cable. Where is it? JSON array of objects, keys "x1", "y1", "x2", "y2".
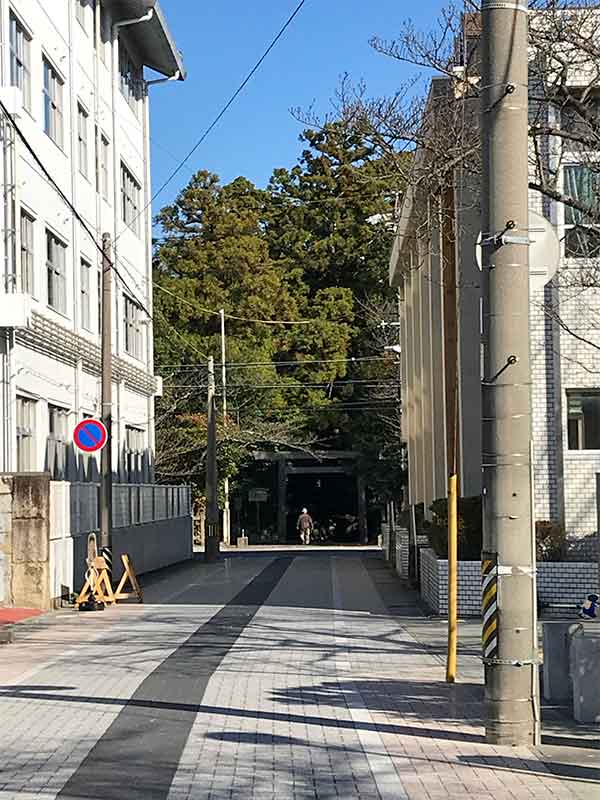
[{"x1": 116, "y1": 0, "x2": 308, "y2": 246}]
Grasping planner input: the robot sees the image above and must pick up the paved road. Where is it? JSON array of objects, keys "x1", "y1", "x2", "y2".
[{"x1": 0, "y1": 552, "x2": 597, "y2": 799}]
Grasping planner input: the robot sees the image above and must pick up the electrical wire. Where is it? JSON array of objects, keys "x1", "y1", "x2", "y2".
[
  {"x1": 0, "y1": 99, "x2": 152, "y2": 318},
  {"x1": 157, "y1": 355, "x2": 389, "y2": 369},
  {"x1": 116, "y1": 0, "x2": 308, "y2": 248},
  {"x1": 153, "y1": 281, "x2": 314, "y2": 326},
  {"x1": 163, "y1": 380, "x2": 398, "y2": 390}
]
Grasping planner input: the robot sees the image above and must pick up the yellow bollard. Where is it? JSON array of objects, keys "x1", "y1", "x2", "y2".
[{"x1": 446, "y1": 474, "x2": 458, "y2": 683}]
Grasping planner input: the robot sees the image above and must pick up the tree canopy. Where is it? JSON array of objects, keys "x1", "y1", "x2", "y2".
[{"x1": 153, "y1": 122, "x2": 407, "y2": 506}]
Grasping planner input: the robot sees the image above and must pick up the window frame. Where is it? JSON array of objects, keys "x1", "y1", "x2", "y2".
[
  {"x1": 567, "y1": 390, "x2": 600, "y2": 451},
  {"x1": 47, "y1": 403, "x2": 69, "y2": 480},
  {"x1": 20, "y1": 209, "x2": 34, "y2": 295},
  {"x1": 124, "y1": 294, "x2": 143, "y2": 360},
  {"x1": 42, "y1": 56, "x2": 64, "y2": 147},
  {"x1": 119, "y1": 40, "x2": 143, "y2": 114},
  {"x1": 46, "y1": 229, "x2": 67, "y2": 314},
  {"x1": 120, "y1": 161, "x2": 141, "y2": 236},
  {"x1": 80, "y1": 257, "x2": 91, "y2": 331},
  {"x1": 563, "y1": 164, "x2": 600, "y2": 259},
  {"x1": 96, "y1": 129, "x2": 110, "y2": 200},
  {"x1": 9, "y1": 11, "x2": 31, "y2": 111},
  {"x1": 125, "y1": 425, "x2": 144, "y2": 482},
  {"x1": 77, "y1": 102, "x2": 89, "y2": 178},
  {"x1": 16, "y1": 395, "x2": 36, "y2": 472}
]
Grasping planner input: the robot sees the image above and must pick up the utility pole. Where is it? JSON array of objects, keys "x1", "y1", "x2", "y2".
[
  {"x1": 481, "y1": 1, "x2": 539, "y2": 745},
  {"x1": 205, "y1": 356, "x2": 220, "y2": 562},
  {"x1": 220, "y1": 309, "x2": 230, "y2": 545},
  {"x1": 100, "y1": 233, "x2": 113, "y2": 578}
]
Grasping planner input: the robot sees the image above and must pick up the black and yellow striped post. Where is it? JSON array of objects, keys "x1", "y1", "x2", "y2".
[
  {"x1": 100, "y1": 546, "x2": 113, "y2": 582},
  {"x1": 482, "y1": 554, "x2": 499, "y2": 661}
]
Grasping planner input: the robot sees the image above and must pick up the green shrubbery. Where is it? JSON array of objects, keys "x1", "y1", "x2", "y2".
[
  {"x1": 422, "y1": 496, "x2": 566, "y2": 563},
  {"x1": 423, "y1": 496, "x2": 482, "y2": 560}
]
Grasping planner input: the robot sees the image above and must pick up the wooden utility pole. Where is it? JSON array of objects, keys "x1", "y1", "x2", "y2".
[
  {"x1": 205, "y1": 356, "x2": 220, "y2": 562},
  {"x1": 481, "y1": 0, "x2": 539, "y2": 744},
  {"x1": 100, "y1": 233, "x2": 113, "y2": 577}
]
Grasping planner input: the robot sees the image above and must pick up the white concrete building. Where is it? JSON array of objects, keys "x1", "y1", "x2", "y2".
[
  {"x1": 0, "y1": 0, "x2": 184, "y2": 483},
  {"x1": 390, "y1": 17, "x2": 600, "y2": 556}
]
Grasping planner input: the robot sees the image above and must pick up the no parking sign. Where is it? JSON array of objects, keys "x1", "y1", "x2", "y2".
[{"x1": 73, "y1": 419, "x2": 108, "y2": 453}]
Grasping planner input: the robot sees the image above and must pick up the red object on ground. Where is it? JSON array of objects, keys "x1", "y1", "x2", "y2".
[{"x1": 0, "y1": 608, "x2": 42, "y2": 625}]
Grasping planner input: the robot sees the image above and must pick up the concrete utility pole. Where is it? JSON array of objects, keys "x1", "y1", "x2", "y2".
[
  {"x1": 100, "y1": 233, "x2": 113, "y2": 577},
  {"x1": 220, "y1": 309, "x2": 231, "y2": 545},
  {"x1": 481, "y1": 1, "x2": 540, "y2": 745},
  {"x1": 205, "y1": 356, "x2": 220, "y2": 562}
]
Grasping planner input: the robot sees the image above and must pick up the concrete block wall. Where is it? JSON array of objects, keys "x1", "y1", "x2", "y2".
[
  {"x1": 419, "y1": 549, "x2": 482, "y2": 616},
  {"x1": 0, "y1": 477, "x2": 12, "y2": 605},
  {"x1": 537, "y1": 561, "x2": 598, "y2": 607},
  {"x1": 395, "y1": 530, "x2": 429, "y2": 580},
  {"x1": 419, "y1": 549, "x2": 598, "y2": 616},
  {"x1": 0, "y1": 474, "x2": 52, "y2": 610}
]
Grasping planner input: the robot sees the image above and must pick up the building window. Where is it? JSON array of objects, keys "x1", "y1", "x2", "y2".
[
  {"x1": 46, "y1": 230, "x2": 66, "y2": 313},
  {"x1": 48, "y1": 404, "x2": 68, "y2": 479},
  {"x1": 20, "y1": 210, "x2": 34, "y2": 295},
  {"x1": 43, "y1": 57, "x2": 64, "y2": 147},
  {"x1": 124, "y1": 295, "x2": 143, "y2": 359},
  {"x1": 125, "y1": 425, "x2": 144, "y2": 482},
  {"x1": 16, "y1": 396, "x2": 36, "y2": 471},
  {"x1": 567, "y1": 391, "x2": 600, "y2": 449},
  {"x1": 95, "y1": 129, "x2": 109, "y2": 200},
  {"x1": 9, "y1": 12, "x2": 31, "y2": 111},
  {"x1": 563, "y1": 165, "x2": 600, "y2": 258},
  {"x1": 77, "y1": 103, "x2": 89, "y2": 177},
  {"x1": 119, "y1": 41, "x2": 142, "y2": 113},
  {"x1": 120, "y1": 162, "x2": 140, "y2": 235},
  {"x1": 80, "y1": 258, "x2": 91, "y2": 330}
]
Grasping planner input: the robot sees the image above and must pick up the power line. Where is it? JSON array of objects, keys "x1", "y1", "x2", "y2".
[
  {"x1": 157, "y1": 355, "x2": 389, "y2": 369},
  {"x1": 116, "y1": 0, "x2": 308, "y2": 248},
  {"x1": 153, "y1": 281, "x2": 316, "y2": 326},
  {"x1": 0, "y1": 100, "x2": 152, "y2": 318},
  {"x1": 151, "y1": 190, "x2": 396, "y2": 244},
  {"x1": 164, "y1": 380, "x2": 398, "y2": 390}
]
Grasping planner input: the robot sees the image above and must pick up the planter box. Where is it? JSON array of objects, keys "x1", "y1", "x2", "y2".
[{"x1": 419, "y1": 548, "x2": 599, "y2": 617}]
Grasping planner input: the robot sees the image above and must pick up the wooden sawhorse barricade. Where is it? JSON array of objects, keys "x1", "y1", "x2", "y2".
[{"x1": 76, "y1": 553, "x2": 143, "y2": 607}]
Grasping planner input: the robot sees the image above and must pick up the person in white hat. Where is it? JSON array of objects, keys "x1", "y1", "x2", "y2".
[{"x1": 297, "y1": 507, "x2": 313, "y2": 545}]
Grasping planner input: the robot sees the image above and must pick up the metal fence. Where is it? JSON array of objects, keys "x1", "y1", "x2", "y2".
[{"x1": 51, "y1": 482, "x2": 192, "y2": 536}]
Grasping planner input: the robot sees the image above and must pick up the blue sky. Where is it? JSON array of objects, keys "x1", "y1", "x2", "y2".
[{"x1": 149, "y1": 0, "x2": 442, "y2": 211}]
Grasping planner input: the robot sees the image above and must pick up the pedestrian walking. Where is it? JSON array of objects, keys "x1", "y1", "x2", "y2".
[{"x1": 297, "y1": 507, "x2": 313, "y2": 545}]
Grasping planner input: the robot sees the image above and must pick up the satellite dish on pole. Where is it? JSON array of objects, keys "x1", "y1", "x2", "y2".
[{"x1": 476, "y1": 210, "x2": 560, "y2": 290}]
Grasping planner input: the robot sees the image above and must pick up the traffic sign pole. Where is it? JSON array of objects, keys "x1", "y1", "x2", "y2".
[{"x1": 100, "y1": 233, "x2": 113, "y2": 579}]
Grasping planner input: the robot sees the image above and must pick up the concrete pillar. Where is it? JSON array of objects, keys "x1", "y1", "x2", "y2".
[
  {"x1": 357, "y1": 473, "x2": 367, "y2": 543},
  {"x1": 277, "y1": 458, "x2": 287, "y2": 542}
]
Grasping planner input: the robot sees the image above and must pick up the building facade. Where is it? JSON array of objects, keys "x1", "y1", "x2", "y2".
[
  {"x1": 0, "y1": 0, "x2": 184, "y2": 483},
  {"x1": 390, "y1": 17, "x2": 600, "y2": 553}
]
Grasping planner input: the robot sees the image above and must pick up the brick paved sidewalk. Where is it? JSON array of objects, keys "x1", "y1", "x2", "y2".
[{"x1": 0, "y1": 552, "x2": 597, "y2": 799}]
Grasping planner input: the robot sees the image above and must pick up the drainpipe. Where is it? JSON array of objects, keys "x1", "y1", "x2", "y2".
[
  {"x1": 110, "y1": 8, "x2": 154, "y2": 473},
  {"x1": 142, "y1": 70, "x2": 179, "y2": 479}
]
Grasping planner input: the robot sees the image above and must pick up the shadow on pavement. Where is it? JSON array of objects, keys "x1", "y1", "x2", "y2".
[
  {"x1": 0, "y1": 686, "x2": 487, "y2": 744},
  {"x1": 461, "y1": 753, "x2": 600, "y2": 787}
]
